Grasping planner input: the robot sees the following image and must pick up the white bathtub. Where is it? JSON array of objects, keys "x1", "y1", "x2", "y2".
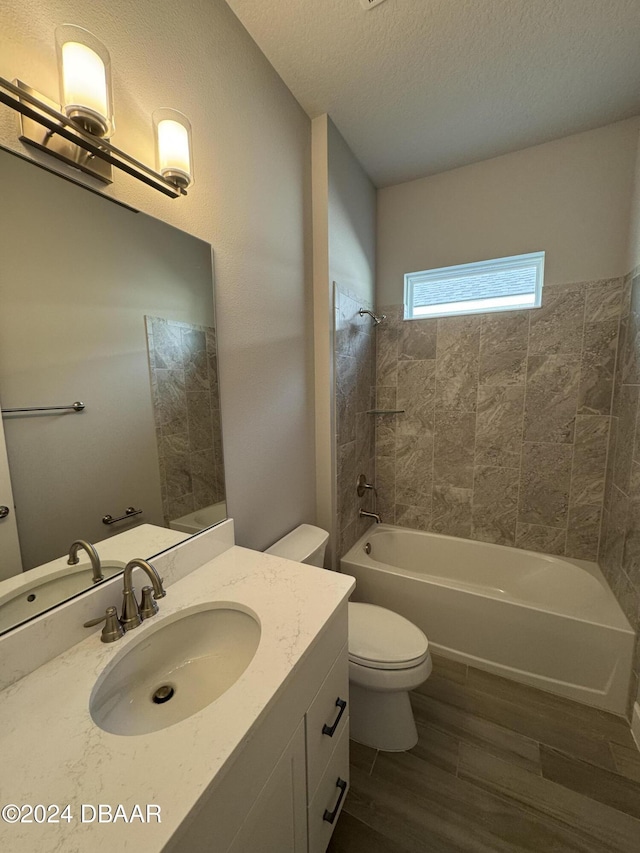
[
  {"x1": 341, "y1": 525, "x2": 634, "y2": 714},
  {"x1": 169, "y1": 501, "x2": 227, "y2": 535}
]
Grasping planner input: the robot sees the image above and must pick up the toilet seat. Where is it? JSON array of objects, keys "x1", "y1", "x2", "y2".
[{"x1": 348, "y1": 602, "x2": 429, "y2": 671}]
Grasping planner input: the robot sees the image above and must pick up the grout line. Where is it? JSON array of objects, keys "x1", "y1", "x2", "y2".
[
  {"x1": 472, "y1": 463, "x2": 522, "y2": 471},
  {"x1": 599, "y1": 305, "x2": 623, "y2": 537},
  {"x1": 513, "y1": 310, "x2": 531, "y2": 546},
  {"x1": 564, "y1": 289, "x2": 589, "y2": 556},
  {"x1": 369, "y1": 749, "x2": 378, "y2": 776},
  {"x1": 390, "y1": 321, "x2": 398, "y2": 523},
  {"x1": 469, "y1": 325, "x2": 481, "y2": 535},
  {"x1": 372, "y1": 305, "x2": 379, "y2": 522},
  {"x1": 533, "y1": 741, "x2": 544, "y2": 777},
  {"x1": 606, "y1": 740, "x2": 621, "y2": 777},
  {"x1": 596, "y1": 279, "x2": 629, "y2": 561},
  {"x1": 430, "y1": 319, "x2": 439, "y2": 526},
  {"x1": 519, "y1": 439, "x2": 588, "y2": 446}
]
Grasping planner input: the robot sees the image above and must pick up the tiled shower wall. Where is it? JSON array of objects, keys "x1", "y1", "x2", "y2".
[
  {"x1": 146, "y1": 316, "x2": 225, "y2": 525},
  {"x1": 600, "y1": 267, "x2": 640, "y2": 713},
  {"x1": 373, "y1": 278, "x2": 624, "y2": 560},
  {"x1": 335, "y1": 286, "x2": 376, "y2": 557}
]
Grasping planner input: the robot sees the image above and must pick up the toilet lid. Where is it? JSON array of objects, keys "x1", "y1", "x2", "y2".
[{"x1": 348, "y1": 602, "x2": 429, "y2": 670}]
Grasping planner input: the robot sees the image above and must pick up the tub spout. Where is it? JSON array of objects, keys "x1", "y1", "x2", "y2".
[{"x1": 359, "y1": 509, "x2": 382, "y2": 524}]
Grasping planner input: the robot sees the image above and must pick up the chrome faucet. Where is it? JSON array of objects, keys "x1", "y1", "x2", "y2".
[
  {"x1": 67, "y1": 540, "x2": 103, "y2": 583},
  {"x1": 83, "y1": 557, "x2": 166, "y2": 642},
  {"x1": 359, "y1": 509, "x2": 382, "y2": 524},
  {"x1": 120, "y1": 558, "x2": 166, "y2": 632}
]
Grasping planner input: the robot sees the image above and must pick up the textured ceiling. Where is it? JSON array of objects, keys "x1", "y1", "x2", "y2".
[{"x1": 225, "y1": 0, "x2": 640, "y2": 187}]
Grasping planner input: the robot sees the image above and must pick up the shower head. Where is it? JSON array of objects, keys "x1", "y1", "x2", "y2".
[{"x1": 358, "y1": 308, "x2": 387, "y2": 326}]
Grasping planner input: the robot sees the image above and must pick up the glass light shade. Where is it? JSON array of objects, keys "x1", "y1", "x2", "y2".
[
  {"x1": 154, "y1": 109, "x2": 193, "y2": 190},
  {"x1": 56, "y1": 25, "x2": 114, "y2": 137}
]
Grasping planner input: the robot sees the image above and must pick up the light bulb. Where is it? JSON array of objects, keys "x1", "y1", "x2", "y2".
[
  {"x1": 154, "y1": 110, "x2": 193, "y2": 189},
  {"x1": 56, "y1": 26, "x2": 113, "y2": 137}
]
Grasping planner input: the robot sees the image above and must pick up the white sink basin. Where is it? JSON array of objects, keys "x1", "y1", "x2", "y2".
[
  {"x1": 0, "y1": 562, "x2": 125, "y2": 633},
  {"x1": 90, "y1": 605, "x2": 261, "y2": 736}
]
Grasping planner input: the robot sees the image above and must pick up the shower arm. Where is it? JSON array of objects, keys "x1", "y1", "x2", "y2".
[{"x1": 358, "y1": 308, "x2": 386, "y2": 326}]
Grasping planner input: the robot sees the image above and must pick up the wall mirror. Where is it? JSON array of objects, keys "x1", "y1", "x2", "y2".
[{"x1": 0, "y1": 147, "x2": 226, "y2": 634}]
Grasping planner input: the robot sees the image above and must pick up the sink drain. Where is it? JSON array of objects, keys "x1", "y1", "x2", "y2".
[{"x1": 152, "y1": 685, "x2": 175, "y2": 704}]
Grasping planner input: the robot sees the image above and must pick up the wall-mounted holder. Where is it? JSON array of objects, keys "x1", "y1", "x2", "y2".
[
  {"x1": 2, "y1": 400, "x2": 85, "y2": 416},
  {"x1": 102, "y1": 506, "x2": 143, "y2": 525},
  {"x1": 0, "y1": 76, "x2": 186, "y2": 198},
  {"x1": 366, "y1": 409, "x2": 405, "y2": 415}
]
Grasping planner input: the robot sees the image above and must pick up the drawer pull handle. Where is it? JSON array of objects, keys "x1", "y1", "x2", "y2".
[
  {"x1": 323, "y1": 777, "x2": 347, "y2": 824},
  {"x1": 322, "y1": 697, "x2": 347, "y2": 737}
]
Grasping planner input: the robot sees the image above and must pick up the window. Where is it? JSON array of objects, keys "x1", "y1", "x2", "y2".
[{"x1": 404, "y1": 251, "x2": 545, "y2": 320}]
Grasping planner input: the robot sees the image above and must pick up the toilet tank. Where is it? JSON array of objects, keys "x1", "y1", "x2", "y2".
[{"x1": 265, "y1": 524, "x2": 329, "y2": 567}]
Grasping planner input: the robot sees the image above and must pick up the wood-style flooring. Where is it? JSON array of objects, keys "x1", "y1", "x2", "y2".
[{"x1": 328, "y1": 655, "x2": 640, "y2": 852}]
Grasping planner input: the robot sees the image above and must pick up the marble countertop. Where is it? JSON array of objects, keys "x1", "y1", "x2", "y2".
[{"x1": 0, "y1": 546, "x2": 354, "y2": 852}]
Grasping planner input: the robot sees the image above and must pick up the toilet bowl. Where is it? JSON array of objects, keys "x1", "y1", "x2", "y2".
[
  {"x1": 266, "y1": 524, "x2": 432, "y2": 751},
  {"x1": 348, "y1": 601, "x2": 431, "y2": 750}
]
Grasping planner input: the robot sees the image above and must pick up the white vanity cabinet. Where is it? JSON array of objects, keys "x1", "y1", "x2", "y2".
[
  {"x1": 227, "y1": 644, "x2": 350, "y2": 853},
  {"x1": 227, "y1": 720, "x2": 308, "y2": 853},
  {"x1": 0, "y1": 540, "x2": 356, "y2": 853},
  {"x1": 168, "y1": 603, "x2": 350, "y2": 853},
  {"x1": 308, "y1": 724, "x2": 350, "y2": 853},
  {"x1": 305, "y1": 646, "x2": 350, "y2": 853}
]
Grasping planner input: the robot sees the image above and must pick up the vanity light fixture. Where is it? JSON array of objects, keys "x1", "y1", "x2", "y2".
[
  {"x1": 0, "y1": 26, "x2": 193, "y2": 198},
  {"x1": 153, "y1": 109, "x2": 194, "y2": 190},
  {"x1": 56, "y1": 25, "x2": 114, "y2": 138}
]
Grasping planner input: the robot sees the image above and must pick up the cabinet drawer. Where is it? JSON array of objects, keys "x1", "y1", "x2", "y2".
[
  {"x1": 308, "y1": 723, "x2": 350, "y2": 853},
  {"x1": 306, "y1": 644, "x2": 349, "y2": 799}
]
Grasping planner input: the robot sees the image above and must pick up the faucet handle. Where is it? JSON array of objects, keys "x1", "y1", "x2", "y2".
[
  {"x1": 357, "y1": 474, "x2": 377, "y2": 498},
  {"x1": 83, "y1": 606, "x2": 125, "y2": 643},
  {"x1": 140, "y1": 586, "x2": 159, "y2": 620}
]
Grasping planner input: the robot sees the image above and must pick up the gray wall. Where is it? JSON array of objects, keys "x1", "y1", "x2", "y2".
[
  {"x1": 373, "y1": 279, "x2": 621, "y2": 558},
  {"x1": 335, "y1": 286, "x2": 376, "y2": 557},
  {"x1": 600, "y1": 268, "x2": 640, "y2": 716},
  {"x1": 377, "y1": 119, "x2": 640, "y2": 305},
  {"x1": 1, "y1": 0, "x2": 315, "y2": 551},
  {"x1": 329, "y1": 121, "x2": 377, "y2": 562},
  {"x1": 328, "y1": 119, "x2": 377, "y2": 305},
  {"x1": 600, "y1": 133, "x2": 640, "y2": 715},
  {"x1": 313, "y1": 116, "x2": 377, "y2": 565}
]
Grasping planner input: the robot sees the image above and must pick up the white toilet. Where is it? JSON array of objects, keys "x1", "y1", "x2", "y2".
[{"x1": 266, "y1": 524, "x2": 432, "y2": 751}]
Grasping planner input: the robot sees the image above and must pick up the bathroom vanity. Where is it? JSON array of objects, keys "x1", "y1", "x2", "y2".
[{"x1": 0, "y1": 522, "x2": 354, "y2": 852}]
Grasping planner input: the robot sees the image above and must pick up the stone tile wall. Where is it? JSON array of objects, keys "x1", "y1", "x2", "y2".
[
  {"x1": 374, "y1": 277, "x2": 623, "y2": 561},
  {"x1": 146, "y1": 316, "x2": 225, "y2": 525},
  {"x1": 599, "y1": 267, "x2": 640, "y2": 715},
  {"x1": 335, "y1": 286, "x2": 376, "y2": 557}
]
